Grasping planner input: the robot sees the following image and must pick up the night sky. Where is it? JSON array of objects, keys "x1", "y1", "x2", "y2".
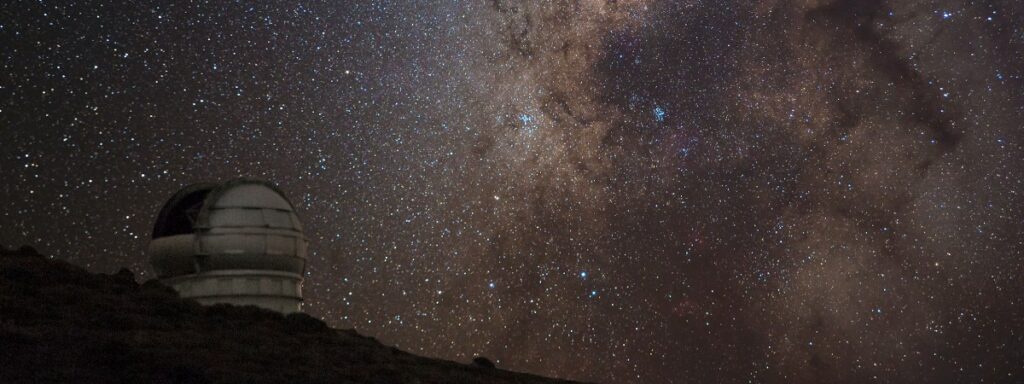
[{"x1": 3, "y1": 1, "x2": 1024, "y2": 382}]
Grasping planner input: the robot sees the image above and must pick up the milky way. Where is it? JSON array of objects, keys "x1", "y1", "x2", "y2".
[{"x1": 3, "y1": 1, "x2": 1024, "y2": 382}]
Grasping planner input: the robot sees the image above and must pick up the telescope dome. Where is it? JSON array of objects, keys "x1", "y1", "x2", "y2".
[{"x1": 149, "y1": 178, "x2": 308, "y2": 313}]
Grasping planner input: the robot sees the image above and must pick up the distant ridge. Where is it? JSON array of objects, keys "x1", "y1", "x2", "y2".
[{"x1": 0, "y1": 246, "x2": 585, "y2": 384}]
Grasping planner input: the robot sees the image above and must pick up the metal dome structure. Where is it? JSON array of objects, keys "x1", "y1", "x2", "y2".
[{"x1": 149, "y1": 178, "x2": 308, "y2": 313}]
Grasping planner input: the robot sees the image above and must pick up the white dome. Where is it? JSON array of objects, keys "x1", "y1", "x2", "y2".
[{"x1": 148, "y1": 178, "x2": 308, "y2": 313}]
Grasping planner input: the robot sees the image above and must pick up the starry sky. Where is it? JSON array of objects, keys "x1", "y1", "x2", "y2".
[{"x1": 3, "y1": 1, "x2": 1024, "y2": 382}]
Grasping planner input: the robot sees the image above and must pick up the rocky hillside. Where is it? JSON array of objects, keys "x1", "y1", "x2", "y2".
[{"x1": 0, "y1": 246, "x2": 583, "y2": 384}]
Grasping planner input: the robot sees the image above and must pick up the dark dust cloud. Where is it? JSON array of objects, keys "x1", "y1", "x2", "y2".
[{"x1": 3, "y1": 1, "x2": 1024, "y2": 382}]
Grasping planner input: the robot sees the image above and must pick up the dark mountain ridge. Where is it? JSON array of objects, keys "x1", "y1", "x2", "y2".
[{"x1": 0, "y1": 245, "x2": 584, "y2": 384}]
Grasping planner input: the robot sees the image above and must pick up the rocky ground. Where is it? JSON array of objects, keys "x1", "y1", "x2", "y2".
[{"x1": 0, "y1": 246, "x2": 583, "y2": 384}]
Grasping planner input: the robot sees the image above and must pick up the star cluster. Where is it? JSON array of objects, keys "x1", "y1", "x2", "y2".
[{"x1": 2, "y1": 1, "x2": 1023, "y2": 383}]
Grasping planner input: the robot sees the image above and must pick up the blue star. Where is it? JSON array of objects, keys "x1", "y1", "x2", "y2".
[{"x1": 653, "y1": 106, "x2": 666, "y2": 122}]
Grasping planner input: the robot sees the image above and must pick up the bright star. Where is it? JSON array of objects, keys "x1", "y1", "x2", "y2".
[{"x1": 653, "y1": 106, "x2": 666, "y2": 122}]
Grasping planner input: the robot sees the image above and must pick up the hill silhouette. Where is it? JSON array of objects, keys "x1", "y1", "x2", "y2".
[{"x1": 0, "y1": 245, "x2": 583, "y2": 384}]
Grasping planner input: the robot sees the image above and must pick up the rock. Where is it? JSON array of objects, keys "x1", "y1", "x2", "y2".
[
  {"x1": 17, "y1": 245, "x2": 40, "y2": 257},
  {"x1": 473, "y1": 356, "x2": 496, "y2": 369}
]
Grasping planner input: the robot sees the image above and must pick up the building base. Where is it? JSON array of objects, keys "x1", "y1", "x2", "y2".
[{"x1": 161, "y1": 269, "x2": 303, "y2": 314}]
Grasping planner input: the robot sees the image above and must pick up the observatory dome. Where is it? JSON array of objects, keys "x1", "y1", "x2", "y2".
[{"x1": 149, "y1": 178, "x2": 308, "y2": 313}]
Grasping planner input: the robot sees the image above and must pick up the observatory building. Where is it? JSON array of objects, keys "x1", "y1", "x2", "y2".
[{"x1": 149, "y1": 179, "x2": 308, "y2": 313}]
